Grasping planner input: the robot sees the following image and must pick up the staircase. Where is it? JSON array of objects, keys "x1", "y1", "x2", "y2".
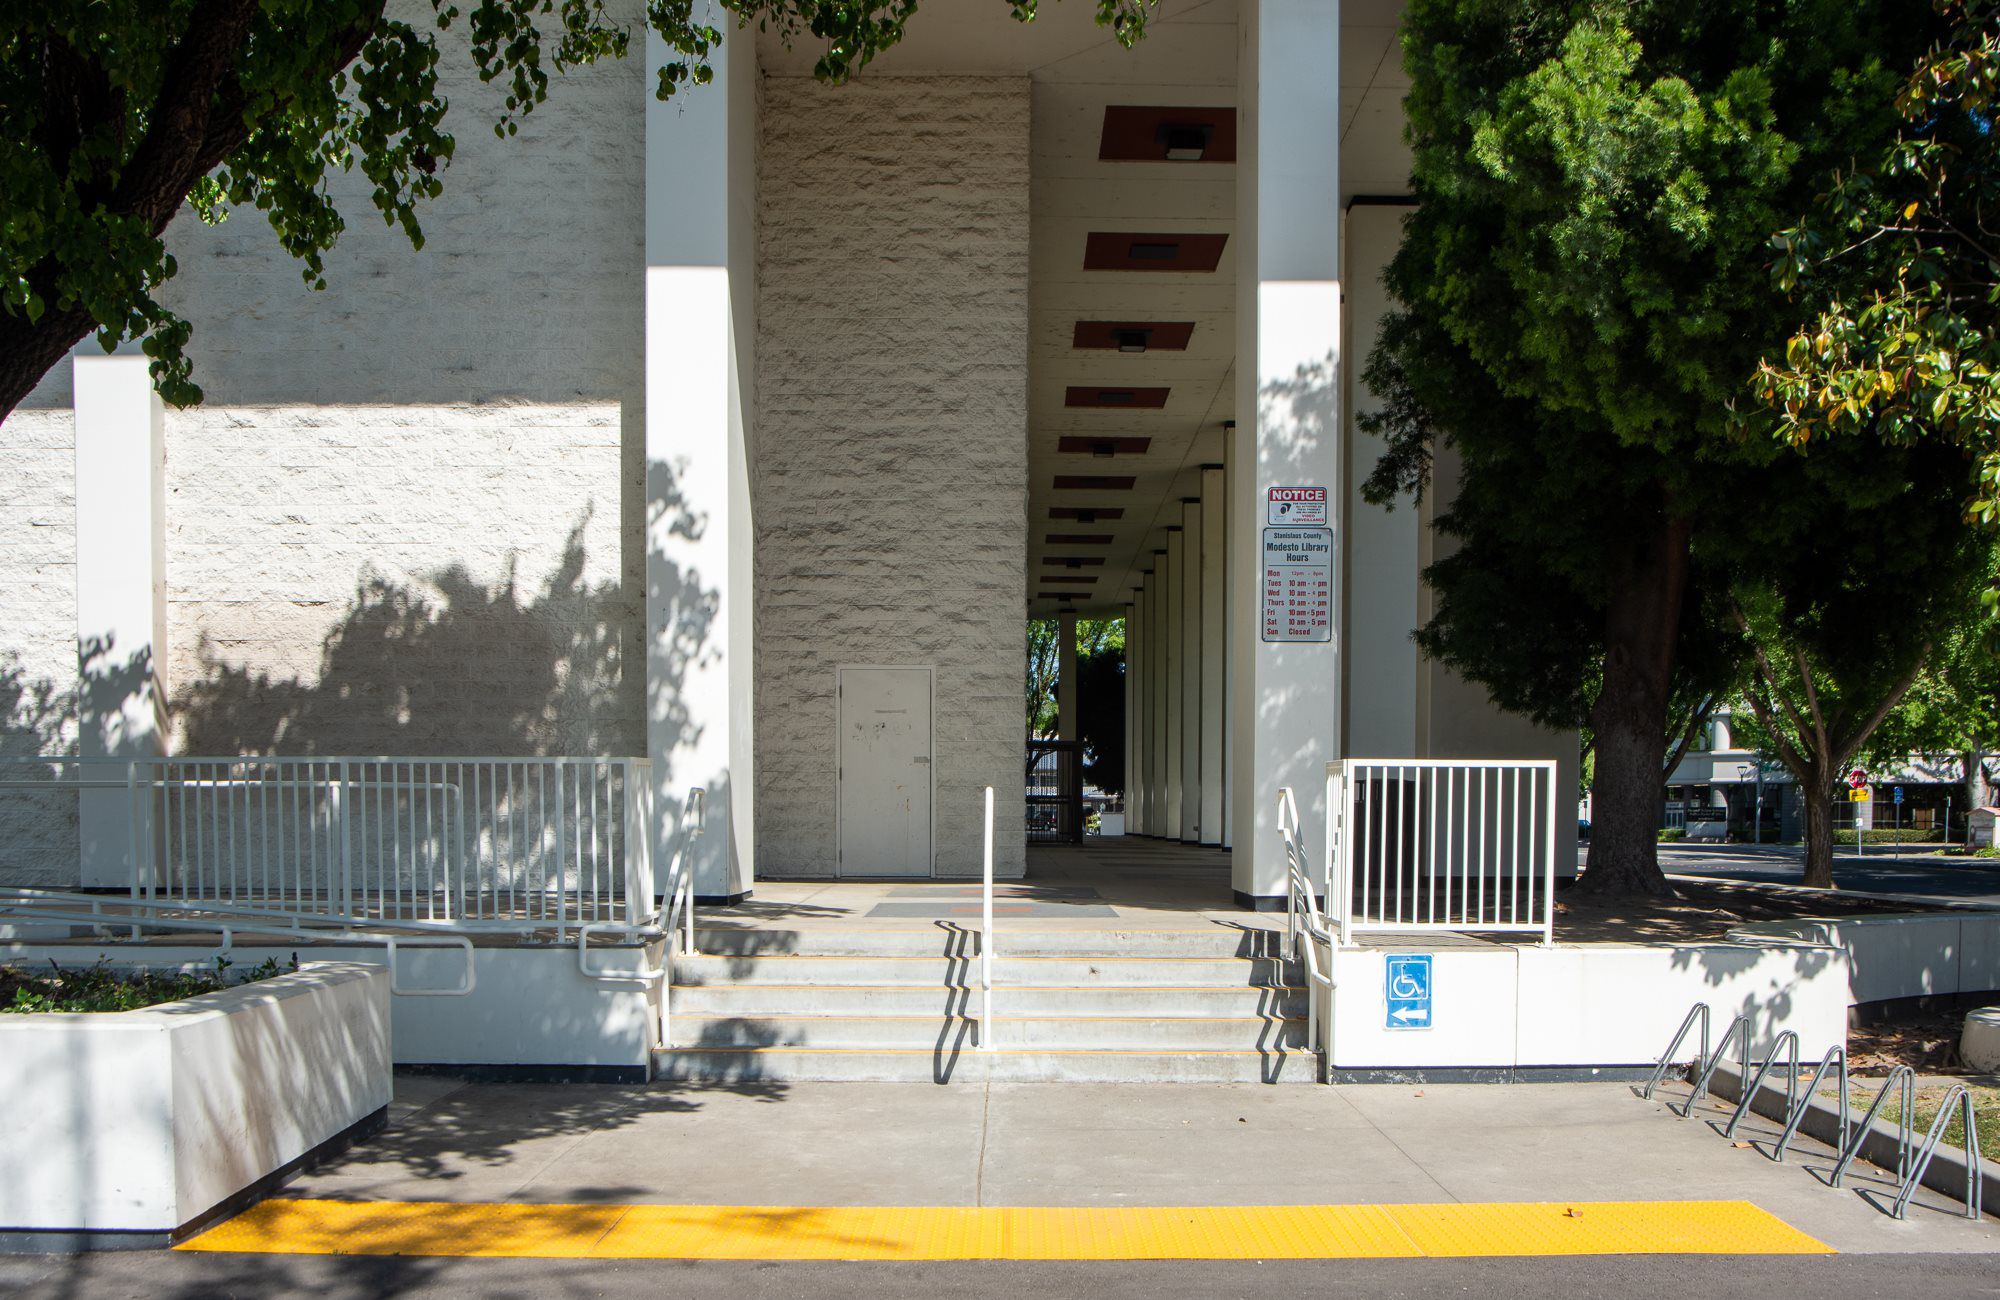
[{"x1": 652, "y1": 925, "x2": 1314, "y2": 1083}]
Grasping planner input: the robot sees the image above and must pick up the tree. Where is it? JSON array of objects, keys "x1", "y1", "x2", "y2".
[
  {"x1": 1749, "y1": 0, "x2": 2000, "y2": 616},
  {"x1": 1725, "y1": 439, "x2": 1985, "y2": 887},
  {"x1": 1863, "y1": 545, "x2": 2000, "y2": 816},
  {"x1": 1075, "y1": 639, "x2": 1124, "y2": 794},
  {"x1": 1024, "y1": 616, "x2": 1122, "y2": 740},
  {"x1": 1364, "y1": 0, "x2": 1920, "y2": 895},
  {"x1": 0, "y1": 0, "x2": 1152, "y2": 421}
]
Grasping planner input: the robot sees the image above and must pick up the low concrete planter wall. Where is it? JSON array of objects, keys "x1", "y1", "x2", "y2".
[
  {"x1": 0, "y1": 961, "x2": 390, "y2": 1247},
  {"x1": 1728, "y1": 913, "x2": 2000, "y2": 1005}
]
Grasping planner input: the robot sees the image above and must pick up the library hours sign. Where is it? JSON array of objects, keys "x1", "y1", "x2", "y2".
[{"x1": 1260, "y1": 525, "x2": 1333, "y2": 643}]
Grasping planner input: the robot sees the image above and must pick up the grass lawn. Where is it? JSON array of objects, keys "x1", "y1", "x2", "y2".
[{"x1": 1822, "y1": 1083, "x2": 2000, "y2": 1155}]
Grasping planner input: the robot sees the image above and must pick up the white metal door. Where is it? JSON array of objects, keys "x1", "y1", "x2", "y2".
[{"x1": 837, "y1": 667, "x2": 933, "y2": 878}]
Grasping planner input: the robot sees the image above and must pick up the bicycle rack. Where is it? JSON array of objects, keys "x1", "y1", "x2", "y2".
[
  {"x1": 1638, "y1": 1003, "x2": 1709, "y2": 1103},
  {"x1": 1684, "y1": 1015, "x2": 1754, "y2": 1120},
  {"x1": 1830, "y1": 1065, "x2": 1916, "y2": 1191},
  {"x1": 1645, "y1": 1004, "x2": 1987, "y2": 1223},
  {"x1": 1723, "y1": 1029, "x2": 1799, "y2": 1141},
  {"x1": 1893, "y1": 1085, "x2": 1984, "y2": 1222},
  {"x1": 1774, "y1": 1044, "x2": 1849, "y2": 1166}
]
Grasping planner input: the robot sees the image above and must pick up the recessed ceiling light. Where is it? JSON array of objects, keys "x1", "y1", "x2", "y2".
[
  {"x1": 1115, "y1": 328, "x2": 1151, "y2": 354},
  {"x1": 1128, "y1": 242, "x2": 1179, "y2": 261},
  {"x1": 1157, "y1": 123, "x2": 1213, "y2": 162},
  {"x1": 1091, "y1": 442, "x2": 1116, "y2": 459}
]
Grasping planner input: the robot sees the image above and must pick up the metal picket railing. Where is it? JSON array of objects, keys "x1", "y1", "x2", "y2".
[
  {"x1": 0, "y1": 755, "x2": 658, "y2": 938},
  {"x1": 1324, "y1": 759, "x2": 1558, "y2": 946}
]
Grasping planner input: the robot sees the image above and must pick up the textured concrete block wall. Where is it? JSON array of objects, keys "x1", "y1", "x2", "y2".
[
  {"x1": 4, "y1": 0, "x2": 646, "y2": 768},
  {"x1": 0, "y1": 410, "x2": 80, "y2": 882},
  {"x1": 754, "y1": 76, "x2": 1029, "y2": 878}
]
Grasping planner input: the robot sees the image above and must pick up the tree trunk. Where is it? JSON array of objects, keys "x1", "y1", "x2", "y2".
[
  {"x1": 1577, "y1": 513, "x2": 1692, "y2": 898},
  {"x1": 1800, "y1": 776, "x2": 1835, "y2": 889}
]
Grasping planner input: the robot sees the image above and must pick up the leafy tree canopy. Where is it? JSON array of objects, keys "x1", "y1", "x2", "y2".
[
  {"x1": 1749, "y1": 0, "x2": 2000, "y2": 611},
  {"x1": 0, "y1": 0, "x2": 1153, "y2": 419}
]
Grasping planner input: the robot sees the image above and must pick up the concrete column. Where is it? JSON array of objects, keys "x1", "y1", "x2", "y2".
[
  {"x1": 1179, "y1": 501, "x2": 1203, "y2": 841},
  {"x1": 1221, "y1": 436, "x2": 1235, "y2": 850},
  {"x1": 1128, "y1": 600, "x2": 1144, "y2": 824},
  {"x1": 1164, "y1": 528, "x2": 1186, "y2": 840},
  {"x1": 1344, "y1": 203, "x2": 1420, "y2": 757},
  {"x1": 1232, "y1": 0, "x2": 1341, "y2": 906},
  {"x1": 1149, "y1": 551, "x2": 1169, "y2": 837},
  {"x1": 1198, "y1": 465, "x2": 1226, "y2": 845},
  {"x1": 645, "y1": 29, "x2": 756, "y2": 902},
  {"x1": 1057, "y1": 611, "x2": 1078, "y2": 744},
  {"x1": 72, "y1": 354, "x2": 166, "y2": 887}
]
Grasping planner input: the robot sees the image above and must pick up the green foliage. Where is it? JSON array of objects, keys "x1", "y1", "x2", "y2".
[
  {"x1": 1749, "y1": 1, "x2": 2000, "y2": 612},
  {"x1": 1834, "y1": 827, "x2": 1945, "y2": 844},
  {"x1": 0, "y1": 0, "x2": 1154, "y2": 416},
  {"x1": 1862, "y1": 543, "x2": 2000, "y2": 770},
  {"x1": 1025, "y1": 616, "x2": 1122, "y2": 740},
  {"x1": 2, "y1": 953, "x2": 297, "y2": 1014}
]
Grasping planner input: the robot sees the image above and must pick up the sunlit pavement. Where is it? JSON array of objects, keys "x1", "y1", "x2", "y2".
[{"x1": 1659, "y1": 843, "x2": 2000, "y2": 906}]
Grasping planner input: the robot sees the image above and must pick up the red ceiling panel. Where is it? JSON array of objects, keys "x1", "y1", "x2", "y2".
[
  {"x1": 1056, "y1": 436, "x2": 1153, "y2": 455},
  {"x1": 1052, "y1": 475, "x2": 1137, "y2": 491},
  {"x1": 1064, "y1": 387, "x2": 1169, "y2": 409},
  {"x1": 1098, "y1": 106, "x2": 1238, "y2": 162},
  {"x1": 1083, "y1": 232, "x2": 1228, "y2": 272}
]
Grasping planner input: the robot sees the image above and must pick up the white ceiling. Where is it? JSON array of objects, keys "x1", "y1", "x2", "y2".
[{"x1": 762, "y1": 0, "x2": 1414, "y2": 618}]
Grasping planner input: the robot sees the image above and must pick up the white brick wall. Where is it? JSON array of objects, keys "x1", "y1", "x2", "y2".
[
  {"x1": 754, "y1": 76, "x2": 1029, "y2": 879},
  {"x1": 0, "y1": 410, "x2": 80, "y2": 883},
  {"x1": 3, "y1": 2, "x2": 647, "y2": 769}
]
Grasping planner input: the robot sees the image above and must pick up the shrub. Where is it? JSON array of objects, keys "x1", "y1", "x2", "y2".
[
  {"x1": 1, "y1": 955, "x2": 296, "y2": 1014},
  {"x1": 1657, "y1": 827, "x2": 1686, "y2": 842},
  {"x1": 1832, "y1": 828, "x2": 1945, "y2": 846}
]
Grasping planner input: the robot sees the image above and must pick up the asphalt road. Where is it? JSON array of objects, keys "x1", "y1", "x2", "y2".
[
  {"x1": 6, "y1": 1250, "x2": 2000, "y2": 1300},
  {"x1": 1658, "y1": 842, "x2": 2000, "y2": 905}
]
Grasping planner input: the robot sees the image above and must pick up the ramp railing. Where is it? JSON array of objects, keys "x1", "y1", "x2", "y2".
[
  {"x1": 0, "y1": 755, "x2": 657, "y2": 937},
  {"x1": 1325, "y1": 759, "x2": 1558, "y2": 946},
  {"x1": 1279, "y1": 786, "x2": 1335, "y2": 1083}
]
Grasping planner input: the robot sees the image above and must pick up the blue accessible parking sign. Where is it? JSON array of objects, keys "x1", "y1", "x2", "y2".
[{"x1": 1385, "y1": 953, "x2": 1432, "y2": 1030}]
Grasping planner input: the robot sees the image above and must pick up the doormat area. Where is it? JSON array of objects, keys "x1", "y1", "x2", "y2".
[
  {"x1": 864, "y1": 903, "x2": 1119, "y2": 917},
  {"x1": 867, "y1": 886, "x2": 1115, "y2": 918}
]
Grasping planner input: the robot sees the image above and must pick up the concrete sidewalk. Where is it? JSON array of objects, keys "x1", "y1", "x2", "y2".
[{"x1": 259, "y1": 1072, "x2": 1997, "y2": 1256}]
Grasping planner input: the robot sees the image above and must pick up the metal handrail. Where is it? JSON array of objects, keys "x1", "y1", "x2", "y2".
[
  {"x1": 1279, "y1": 786, "x2": 1336, "y2": 1083},
  {"x1": 979, "y1": 785, "x2": 995, "y2": 1052}
]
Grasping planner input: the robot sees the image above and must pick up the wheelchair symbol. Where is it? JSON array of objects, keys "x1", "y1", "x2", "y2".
[{"x1": 1390, "y1": 970, "x2": 1424, "y2": 999}]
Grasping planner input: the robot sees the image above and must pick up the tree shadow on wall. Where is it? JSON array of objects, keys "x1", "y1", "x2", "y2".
[{"x1": 172, "y1": 494, "x2": 711, "y2": 761}]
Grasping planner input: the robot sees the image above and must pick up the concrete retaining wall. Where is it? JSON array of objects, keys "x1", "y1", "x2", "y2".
[
  {"x1": 1325, "y1": 941, "x2": 1851, "y2": 1071},
  {"x1": 0, "y1": 961, "x2": 389, "y2": 1236}
]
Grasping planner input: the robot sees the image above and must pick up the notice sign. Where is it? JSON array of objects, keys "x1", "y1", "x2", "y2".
[
  {"x1": 1260, "y1": 527, "x2": 1334, "y2": 643},
  {"x1": 1267, "y1": 485, "x2": 1329, "y2": 526}
]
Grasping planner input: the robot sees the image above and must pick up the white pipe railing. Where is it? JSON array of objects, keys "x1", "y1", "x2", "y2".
[
  {"x1": 979, "y1": 784, "x2": 994, "y2": 1052},
  {"x1": 1278, "y1": 787, "x2": 1335, "y2": 1083},
  {"x1": 1326, "y1": 759, "x2": 1558, "y2": 946},
  {"x1": 0, "y1": 756, "x2": 656, "y2": 940}
]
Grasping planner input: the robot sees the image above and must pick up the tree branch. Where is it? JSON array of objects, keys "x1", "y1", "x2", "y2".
[
  {"x1": 112, "y1": 0, "x2": 265, "y2": 233},
  {"x1": 1833, "y1": 644, "x2": 1933, "y2": 766},
  {"x1": 1730, "y1": 598, "x2": 1819, "y2": 748}
]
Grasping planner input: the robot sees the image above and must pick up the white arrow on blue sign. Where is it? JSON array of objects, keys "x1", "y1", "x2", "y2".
[{"x1": 1385, "y1": 953, "x2": 1432, "y2": 1030}]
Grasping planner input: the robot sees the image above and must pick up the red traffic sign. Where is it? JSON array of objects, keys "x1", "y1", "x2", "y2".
[{"x1": 1848, "y1": 768, "x2": 1868, "y2": 788}]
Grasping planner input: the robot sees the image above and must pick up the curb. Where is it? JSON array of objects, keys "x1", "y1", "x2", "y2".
[{"x1": 1704, "y1": 1061, "x2": 1994, "y2": 1215}]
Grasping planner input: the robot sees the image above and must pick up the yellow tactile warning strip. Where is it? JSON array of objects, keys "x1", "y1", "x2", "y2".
[{"x1": 179, "y1": 1199, "x2": 1832, "y2": 1260}]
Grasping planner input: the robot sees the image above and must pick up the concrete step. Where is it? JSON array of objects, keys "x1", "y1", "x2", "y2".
[
  {"x1": 668, "y1": 983, "x2": 1306, "y2": 1018},
  {"x1": 689, "y1": 927, "x2": 1288, "y2": 959},
  {"x1": 649, "y1": 1045, "x2": 1318, "y2": 1084},
  {"x1": 666, "y1": 1014, "x2": 1310, "y2": 1051},
  {"x1": 671, "y1": 954, "x2": 1301, "y2": 988}
]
